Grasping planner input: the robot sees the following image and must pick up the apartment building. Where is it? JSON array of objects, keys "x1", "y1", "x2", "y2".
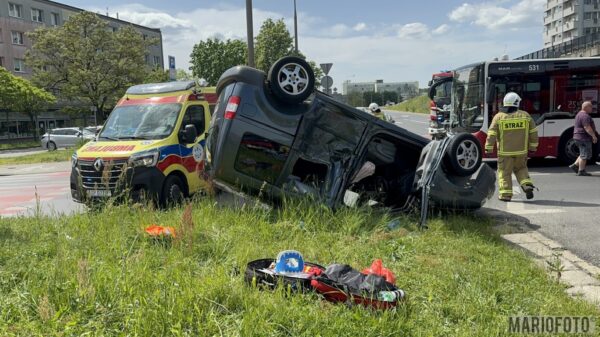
[{"x1": 544, "y1": 0, "x2": 600, "y2": 47}]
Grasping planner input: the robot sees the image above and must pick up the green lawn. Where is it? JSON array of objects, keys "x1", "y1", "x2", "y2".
[
  {"x1": 0, "y1": 149, "x2": 73, "y2": 166},
  {"x1": 0, "y1": 140, "x2": 41, "y2": 151},
  {"x1": 389, "y1": 95, "x2": 431, "y2": 114},
  {"x1": 0, "y1": 200, "x2": 597, "y2": 336}
]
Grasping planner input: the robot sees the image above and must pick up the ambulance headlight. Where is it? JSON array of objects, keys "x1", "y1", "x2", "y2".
[
  {"x1": 129, "y1": 150, "x2": 159, "y2": 168},
  {"x1": 71, "y1": 153, "x2": 78, "y2": 168}
]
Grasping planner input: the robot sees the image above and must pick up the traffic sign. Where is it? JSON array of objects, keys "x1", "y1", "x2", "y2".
[
  {"x1": 320, "y1": 63, "x2": 333, "y2": 75},
  {"x1": 321, "y1": 75, "x2": 333, "y2": 89}
]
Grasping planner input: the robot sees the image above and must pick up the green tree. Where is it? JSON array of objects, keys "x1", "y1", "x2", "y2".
[
  {"x1": 382, "y1": 91, "x2": 400, "y2": 104},
  {"x1": 26, "y1": 12, "x2": 158, "y2": 119},
  {"x1": 0, "y1": 67, "x2": 55, "y2": 139},
  {"x1": 189, "y1": 38, "x2": 246, "y2": 85},
  {"x1": 363, "y1": 91, "x2": 384, "y2": 106},
  {"x1": 346, "y1": 91, "x2": 364, "y2": 107},
  {"x1": 176, "y1": 69, "x2": 193, "y2": 81},
  {"x1": 255, "y1": 18, "x2": 294, "y2": 73},
  {"x1": 144, "y1": 68, "x2": 170, "y2": 83}
]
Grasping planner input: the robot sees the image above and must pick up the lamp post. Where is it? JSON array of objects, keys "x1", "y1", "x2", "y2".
[
  {"x1": 294, "y1": 0, "x2": 299, "y2": 53},
  {"x1": 246, "y1": 0, "x2": 255, "y2": 67}
]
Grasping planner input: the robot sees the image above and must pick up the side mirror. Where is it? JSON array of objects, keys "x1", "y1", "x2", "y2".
[{"x1": 179, "y1": 124, "x2": 197, "y2": 144}]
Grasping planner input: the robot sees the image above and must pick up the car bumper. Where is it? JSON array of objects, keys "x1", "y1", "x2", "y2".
[
  {"x1": 428, "y1": 163, "x2": 496, "y2": 209},
  {"x1": 70, "y1": 165, "x2": 165, "y2": 203}
]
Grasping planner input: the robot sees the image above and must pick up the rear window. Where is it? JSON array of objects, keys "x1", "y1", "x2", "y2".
[{"x1": 234, "y1": 133, "x2": 290, "y2": 184}]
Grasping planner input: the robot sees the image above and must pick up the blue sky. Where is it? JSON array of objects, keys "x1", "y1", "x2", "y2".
[{"x1": 63, "y1": 0, "x2": 546, "y2": 90}]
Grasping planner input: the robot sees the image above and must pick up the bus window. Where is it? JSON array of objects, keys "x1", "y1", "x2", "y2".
[
  {"x1": 488, "y1": 76, "x2": 550, "y2": 121},
  {"x1": 553, "y1": 73, "x2": 600, "y2": 116}
]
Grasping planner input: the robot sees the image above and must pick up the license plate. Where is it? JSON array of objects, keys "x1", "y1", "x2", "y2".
[{"x1": 86, "y1": 189, "x2": 112, "y2": 197}]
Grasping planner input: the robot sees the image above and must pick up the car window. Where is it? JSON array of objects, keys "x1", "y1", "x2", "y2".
[
  {"x1": 182, "y1": 105, "x2": 205, "y2": 136},
  {"x1": 234, "y1": 133, "x2": 290, "y2": 184},
  {"x1": 64, "y1": 129, "x2": 79, "y2": 136},
  {"x1": 51, "y1": 129, "x2": 63, "y2": 135}
]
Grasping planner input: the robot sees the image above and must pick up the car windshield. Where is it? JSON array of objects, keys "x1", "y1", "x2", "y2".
[
  {"x1": 99, "y1": 104, "x2": 181, "y2": 140},
  {"x1": 451, "y1": 63, "x2": 484, "y2": 132}
]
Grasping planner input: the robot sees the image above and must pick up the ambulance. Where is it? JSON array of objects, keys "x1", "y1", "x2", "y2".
[{"x1": 70, "y1": 81, "x2": 217, "y2": 205}]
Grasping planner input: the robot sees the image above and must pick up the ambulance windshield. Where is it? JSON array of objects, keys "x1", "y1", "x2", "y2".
[{"x1": 99, "y1": 103, "x2": 181, "y2": 140}]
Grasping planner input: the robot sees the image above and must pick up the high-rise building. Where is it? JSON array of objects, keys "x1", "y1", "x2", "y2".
[
  {"x1": 544, "y1": 0, "x2": 600, "y2": 47},
  {"x1": 0, "y1": 0, "x2": 164, "y2": 140},
  {"x1": 342, "y1": 80, "x2": 419, "y2": 101}
]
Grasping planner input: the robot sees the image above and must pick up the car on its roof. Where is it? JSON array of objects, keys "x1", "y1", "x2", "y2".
[{"x1": 206, "y1": 57, "x2": 495, "y2": 223}]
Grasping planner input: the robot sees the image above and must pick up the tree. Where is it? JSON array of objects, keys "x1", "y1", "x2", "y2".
[
  {"x1": 26, "y1": 12, "x2": 158, "y2": 119},
  {"x1": 382, "y1": 91, "x2": 400, "y2": 104},
  {"x1": 144, "y1": 68, "x2": 170, "y2": 83},
  {"x1": 176, "y1": 69, "x2": 193, "y2": 81},
  {"x1": 255, "y1": 18, "x2": 294, "y2": 73},
  {"x1": 189, "y1": 38, "x2": 246, "y2": 85},
  {"x1": 346, "y1": 91, "x2": 364, "y2": 107},
  {"x1": 0, "y1": 67, "x2": 55, "y2": 139}
]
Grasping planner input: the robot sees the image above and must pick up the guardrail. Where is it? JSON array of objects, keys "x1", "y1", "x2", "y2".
[{"x1": 516, "y1": 33, "x2": 600, "y2": 60}]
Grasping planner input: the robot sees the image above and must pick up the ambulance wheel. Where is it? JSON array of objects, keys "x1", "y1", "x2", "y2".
[
  {"x1": 268, "y1": 56, "x2": 315, "y2": 104},
  {"x1": 47, "y1": 141, "x2": 57, "y2": 151},
  {"x1": 444, "y1": 133, "x2": 482, "y2": 177},
  {"x1": 161, "y1": 175, "x2": 185, "y2": 207}
]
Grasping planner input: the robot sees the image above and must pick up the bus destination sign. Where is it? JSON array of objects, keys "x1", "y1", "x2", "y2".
[{"x1": 490, "y1": 63, "x2": 545, "y2": 75}]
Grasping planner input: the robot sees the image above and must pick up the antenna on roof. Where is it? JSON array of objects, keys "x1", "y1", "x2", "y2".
[
  {"x1": 116, "y1": 12, "x2": 119, "y2": 19},
  {"x1": 106, "y1": 7, "x2": 109, "y2": 16}
]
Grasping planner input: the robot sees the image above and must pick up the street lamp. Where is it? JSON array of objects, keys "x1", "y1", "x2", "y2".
[{"x1": 246, "y1": 0, "x2": 255, "y2": 67}]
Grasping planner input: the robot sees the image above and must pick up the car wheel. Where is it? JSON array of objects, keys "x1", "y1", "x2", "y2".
[
  {"x1": 161, "y1": 175, "x2": 185, "y2": 207},
  {"x1": 444, "y1": 133, "x2": 482, "y2": 177},
  {"x1": 267, "y1": 56, "x2": 315, "y2": 104},
  {"x1": 47, "y1": 141, "x2": 57, "y2": 151}
]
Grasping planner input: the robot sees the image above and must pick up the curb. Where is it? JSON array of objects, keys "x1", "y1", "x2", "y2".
[
  {"x1": 495, "y1": 221, "x2": 600, "y2": 306},
  {"x1": 0, "y1": 162, "x2": 70, "y2": 176}
]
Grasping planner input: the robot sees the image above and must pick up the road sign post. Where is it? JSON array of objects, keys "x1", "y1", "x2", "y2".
[{"x1": 320, "y1": 63, "x2": 333, "y2": 94}]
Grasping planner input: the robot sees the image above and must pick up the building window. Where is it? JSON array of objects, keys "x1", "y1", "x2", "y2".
[
  {"x1": 14, "y1": 58, "x2": 25, "y2": 72},
  {"x1": 585, "y1": 12, "x2": 592, "y2": 19},
  {"x1": 585, "y1": 0, "x2": 591, "y2": 4},
  {"x1": 143, "y1": 34, "x2": 148, "y2": 40},
  {"x1": 0, "y1": 57, "x2": 4, "y2": 67},
  {"x1": 111, "y1": 26, "x2": 118, "y2": 32},
  {"x1": 31, "y1": 8, "x2": 43, "y2": 23},
  {"x1": 8, "y1": 2, "x2": 23, "y2": 18},
  {"x1": 50, "y1": 12, "x2": 59, "y2": 26},
  {"x1": 0, "y1": 28, "x2": 3, "y2": 43},
  {"x1": 11, "y1": 31, "x2": 24, "y2": 45},
  {"x1": 153, "y1": 56, "x2": 161, "y2": 66}
]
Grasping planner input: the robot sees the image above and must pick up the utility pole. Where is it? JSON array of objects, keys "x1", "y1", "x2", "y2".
[
  {"x1": 246, "y1": 0, "x2": 255, "y2": 67},
  {"x1": 294, "y1": 0, "x2": 299, "y2": 53}
]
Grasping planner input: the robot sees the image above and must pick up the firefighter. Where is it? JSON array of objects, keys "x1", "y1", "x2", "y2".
[
  {"x1": 485, "y1": 92, "x2": 538, "y2": 202},
  {"x1": 369, "y1": 103, "x2": 385, "y2": 120}
]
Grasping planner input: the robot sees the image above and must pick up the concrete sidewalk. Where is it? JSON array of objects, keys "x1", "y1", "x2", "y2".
[
  {"x1": 0, "y1": 161, "x2": 70, "y2": 176},
  {"x1": 0, "y1": 147, "x2": 46, "y2": 158}
]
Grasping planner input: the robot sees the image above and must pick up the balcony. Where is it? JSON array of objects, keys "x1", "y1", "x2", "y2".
[{"x1": 563, "y1": 5, "x2": 576, "y2": 17}]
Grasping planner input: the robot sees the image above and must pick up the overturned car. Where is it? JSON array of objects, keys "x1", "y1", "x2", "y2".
[{"x1": 205, "y1": 57, "x2": 495, "y2": 221}]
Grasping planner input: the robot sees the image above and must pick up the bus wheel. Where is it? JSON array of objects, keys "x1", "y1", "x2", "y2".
[
  {"x1": 558, "y1": 129, "x2": 579, "y2": 164},
  {"x1": 161, "y1": 175, "x2": 185, "y2": 207},
  {"x1": 444, "y1": 133, "x2": 482, "y2": 177}
]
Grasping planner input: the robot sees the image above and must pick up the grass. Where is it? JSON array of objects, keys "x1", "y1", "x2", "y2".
[
  {"x1": 389, "y1": 95, "x2": 431, "y2": 114},
  {"x1": 0, "y1": 198, "x2": 597, "y2": 336},
  {"x1": 0, "y1": 140, "x2": 41, "y2": 151},
  {"x1": 0, "y1": 149, "x2": 73, "y2": 166}
]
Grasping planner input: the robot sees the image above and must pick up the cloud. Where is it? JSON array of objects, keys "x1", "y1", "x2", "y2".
[
  {"x1": 353, "y1": 22, "x2": 367, "y2": 32},
  {"x1": 449, "y1": 0, "x2": 545, "y2": 30},
  {"x1": 397, "y1": 22, "x2": 430, "y2": 39},
  {"x1": 432, "y1": 24, "x2": 450, "y2": 35}
]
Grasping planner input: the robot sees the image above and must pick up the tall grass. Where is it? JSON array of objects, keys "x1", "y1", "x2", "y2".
[{"x1": 0, "y1": 199, "x2": 597, "y2": 336}]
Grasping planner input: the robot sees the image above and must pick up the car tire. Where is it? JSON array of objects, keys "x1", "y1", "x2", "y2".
[
  {"x1": 47, "y1": 141, "x2": 57, "y2": 151},
  {"x1": 444, "y1": 133, "x2": 482, "y2": 177},
  {"x1": 161, "y1": 175, "x2": 185, "y2": 207},
  {"x1": 267, "y1": 56, "x2": 315, "y2": 104}
]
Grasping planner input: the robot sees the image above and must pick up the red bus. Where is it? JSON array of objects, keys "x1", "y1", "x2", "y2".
[{"x1": 430, "y1": 57, "x2": 600, "y2": 163}]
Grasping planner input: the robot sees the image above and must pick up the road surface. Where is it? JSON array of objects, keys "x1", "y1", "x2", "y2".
[
  {"x1": 0, "y1": 170, "x2": 83, "y2": 217},
  {"x1": 387, "y1": 109, "x2": 600, "y2": 266}
]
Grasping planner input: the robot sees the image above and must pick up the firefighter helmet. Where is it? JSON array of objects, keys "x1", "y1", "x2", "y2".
[
  {"x1": 368, "y1": 103, "x2": 381, "y2": 112},
  {"x1": 503, "y1": 92, "x2": 522, "y2": 108}
]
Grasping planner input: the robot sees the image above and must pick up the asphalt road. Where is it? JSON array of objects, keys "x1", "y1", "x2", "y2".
[
  {"x1": 0, "y1": 170, "x2": 83, "y2": 217},
  {"x1": 386, "y1": 109, "x2": 600, "y2": 266}
]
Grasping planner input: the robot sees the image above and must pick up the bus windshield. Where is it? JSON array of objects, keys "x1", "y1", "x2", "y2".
[
  {"x1": 99, "y1": 103, "x2": 181, "y2": 140},
  {"x1": 451, "y1": 63, "x2": 484, "y2": 132}
]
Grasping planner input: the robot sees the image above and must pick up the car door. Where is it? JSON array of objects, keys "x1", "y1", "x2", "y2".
[
  {"x1": 50, "y1": 129, "x2": 64, "y2": 147},
  {"x1": 180, "y1": 103, "x2": 208, "y2": 193},
  {"x1": 64, "y1": 129, "x2": 80, "y2": 147}
]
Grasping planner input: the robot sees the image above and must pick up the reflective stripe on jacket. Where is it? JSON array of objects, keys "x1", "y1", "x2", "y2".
[{"x1": 485, "y1": 110, "x2": 538, "y2": 156}]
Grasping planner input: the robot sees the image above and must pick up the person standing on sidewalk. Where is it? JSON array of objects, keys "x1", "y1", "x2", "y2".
[
  {"x1": 569, "y1": 101, "x2": 598, "y2": 176},
  {"x1": 485, "y1": 92, "x2": 538, "y2": 202}
]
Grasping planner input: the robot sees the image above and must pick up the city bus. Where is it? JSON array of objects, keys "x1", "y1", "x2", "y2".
[{"x1": 430, "y1": 57, "x2": 600, "y2": 163}]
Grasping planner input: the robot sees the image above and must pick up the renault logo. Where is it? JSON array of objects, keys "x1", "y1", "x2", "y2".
[{"x1": 93, "y1": 158, "x2": 104, "y2": 172}]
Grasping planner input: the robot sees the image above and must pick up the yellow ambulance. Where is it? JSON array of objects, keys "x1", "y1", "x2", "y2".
[{"x1": 70, "y1": 81, "x2": 217, "y2": 205}]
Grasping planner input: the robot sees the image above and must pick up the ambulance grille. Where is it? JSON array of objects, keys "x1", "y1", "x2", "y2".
[{"x1": 77, "y1": 158, "x2": 128, "y2": 190}]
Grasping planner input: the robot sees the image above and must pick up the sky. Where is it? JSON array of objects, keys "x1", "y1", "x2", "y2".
[{"x1": 62, "y1": 0, "x2": 547, "y2": 90}]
